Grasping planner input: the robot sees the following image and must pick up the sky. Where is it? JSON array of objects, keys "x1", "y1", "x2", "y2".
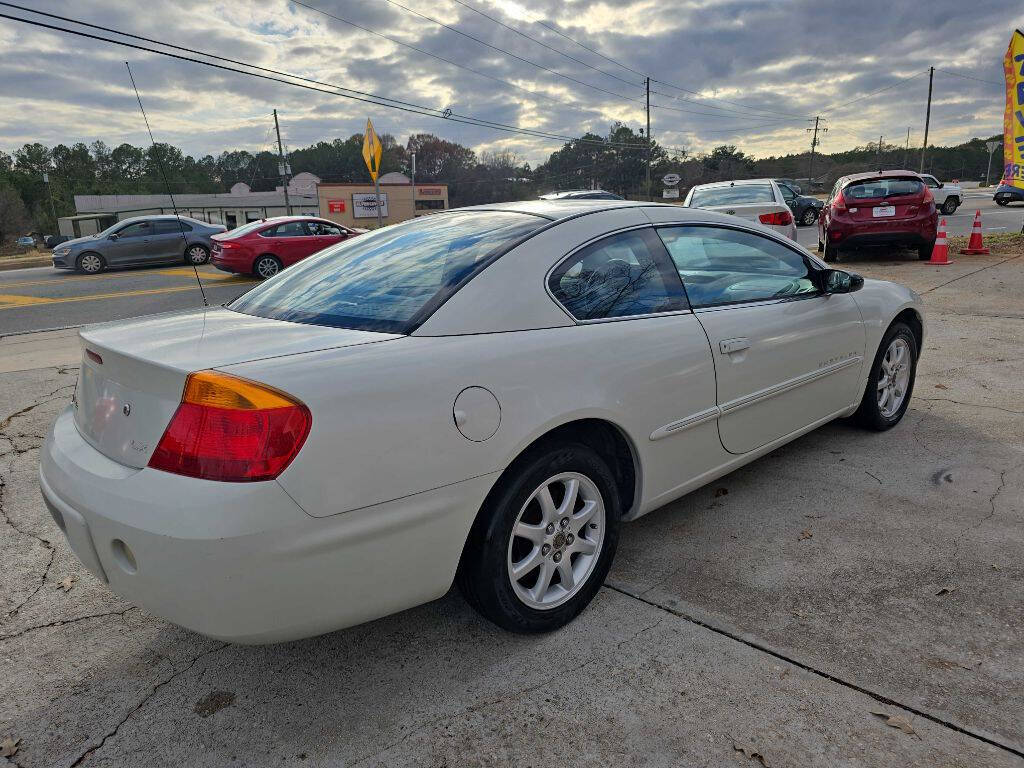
[{"x1": 0, "y1": 0, "x2": 1021, "y2": 166}]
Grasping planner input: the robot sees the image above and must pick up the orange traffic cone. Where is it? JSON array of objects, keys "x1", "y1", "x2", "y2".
[
  {"x1": 960, "y1": 210, "x2": 990, "y2": 255},
  {"x1": 929, "y1": 219, "x2": 952, "y2": 266}
]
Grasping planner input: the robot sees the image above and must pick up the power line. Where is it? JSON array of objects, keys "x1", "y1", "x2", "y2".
[
  {"x1": 935, "y1": 68, "x2": 1004, "y2": 87},
  {"x1": 0, "y1": 9, "x2": 690, "y2": 153},
  {"x1": 818, "y1": 69, "x2": 929, "y2": 114},
  {"x1": 444, "y1": 0, "x2": 645, "y2": 89}
]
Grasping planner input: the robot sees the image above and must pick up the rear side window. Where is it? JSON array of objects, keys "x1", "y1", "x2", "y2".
[
  {"x1": 549, "y1": 229, "x2": 687, "y2": 320},
  {"x1": 154, "y1": 220, "x2": 192, "y2": 234},
  {"x1": 844, "y1": 178, "x2": 922, "y2": 200},
  {"x1": 689, "y1": 185, "x2": 775, "y2": 207},
  {"x1": 229, "y1": 211, "x2": 546, "y2": 333},
  {"x1": 263, "y1": 221, "x2": 308, "y2": 238}
]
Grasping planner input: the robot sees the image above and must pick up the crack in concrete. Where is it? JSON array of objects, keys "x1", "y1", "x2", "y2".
[
  {"x1": 348, "y1": 614, "x2": 665, "y2": 767},
  {"x1": 915, "y1": 397, "x2": 1024, "y2": 416},
  {"x1": 604, "y1": 583, "x2": 1024, "y2": 760},
  {"x1": 0, "y1": 606, "x2": 137, "y2": 642},
  {"x1": 919, "y1": 254, "x2": 1022, "y2": 295},
  {"x1": 67, "y1": 642, "x2": 230, "y2": 768}
]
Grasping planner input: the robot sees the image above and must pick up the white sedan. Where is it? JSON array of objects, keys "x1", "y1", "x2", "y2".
[
  {"x1": 684, "y1": 178, "x2": 799, "y2": 240},
  {"x1": 40, "y1": 200, "x2": 923, "y2": 643}
]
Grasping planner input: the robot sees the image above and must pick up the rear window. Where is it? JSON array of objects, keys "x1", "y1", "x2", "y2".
[
  {"x1": 844, "y1": 178, "x2": 922, "y2": 200},
  {"x1": 689, "y1": 185, "x2": 775, "y2": 207},
  {"x1": 228, "y1": 211, "x2": 546, "y2": 333}
]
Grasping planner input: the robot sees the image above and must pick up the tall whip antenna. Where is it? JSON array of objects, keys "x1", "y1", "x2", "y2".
[{"x1": 125, "y1": 61, "x2": 208, "y2": 306}]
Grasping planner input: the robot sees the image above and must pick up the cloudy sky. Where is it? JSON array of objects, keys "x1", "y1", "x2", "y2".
[{"x1": 0, "y1": 0, "x2": 1021, "y2": 165}]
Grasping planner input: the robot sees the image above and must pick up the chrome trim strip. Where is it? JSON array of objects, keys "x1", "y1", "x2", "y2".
[
  {"x1": 650, "y1": 406, "x2": 721, "y2": 441},
  {"x1": 719, "y1": 356, "x2": 863, "y2": 414}
]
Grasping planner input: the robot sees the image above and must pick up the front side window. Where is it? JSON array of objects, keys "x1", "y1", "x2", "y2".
[
  {"x1": 115, "y1": 221, "x2": 152, "y2": 238},
  {"x1": 307, "y1": 221, "x2": 343, "y2": 236},
  {"x1": 658, "y1": 226, "x2": 819, "y2": 308},
  {"x1": 229, "y1": 211, "x2": 546, "y2": 333},
  {"x1": 549, "y1": 229, "x2": 687, "y2": 321},
  {"x1": 689, "y1": 185, "x2": 775, "y2": 207}
]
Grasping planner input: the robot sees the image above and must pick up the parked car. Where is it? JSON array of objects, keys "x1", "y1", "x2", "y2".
[
  {"x1": 993, "y1": 183, "x2": 1024, "y2": 206},
  {"x1": 774, "y1": 178, "x2": 802, "y2": 194},
  {"x1": 211, "y1": 216, "x2": 366, "y2": 278},
  {"x1": 539, "y1": 190, "x2": 624, "y2": 201},
  {"x1": 683, "y1": 179, "x2": 797, "y2": 240},
  {"x1": 920, "y1": 174, "x2": 962, "y2": 215},
  {"x1": 51, "y1": 215, "x2": 226, "y2": 274},
  {"x1": 41, "y1": 200, "x2": 923, "y2": 643},
  {"x1": 16, "y1": 235, "x2": 35, "y2": 247},
  {"x1": 777, "y1": 182, "x2": 824, "y2": 227},
  {"x1": 818, "y1": 171, "x2": 938, "y2": 263},
  {"x1": 44, "y1": 234, "x2": 71, "y2": 249}
]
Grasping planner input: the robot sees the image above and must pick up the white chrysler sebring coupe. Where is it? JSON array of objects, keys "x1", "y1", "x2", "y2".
[{"x1": 40, "y1": 200, "x2": 923, "y2": 643}]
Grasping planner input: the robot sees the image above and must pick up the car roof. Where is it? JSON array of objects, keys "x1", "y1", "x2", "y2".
[
  {"x1": 689, "y1": 178, "x2": 777, "y2": 189},
  {"x1": 453, "y1": 198, "x2": 668, "y2": 220},
  {"x1": 839, "y1": 169, "x2": 922, "y2": 183}
]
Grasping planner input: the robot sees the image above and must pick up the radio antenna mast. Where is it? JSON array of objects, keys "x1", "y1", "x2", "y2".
[{"x1": 125, "y1": 61, "x2": 208, "y2": 307}]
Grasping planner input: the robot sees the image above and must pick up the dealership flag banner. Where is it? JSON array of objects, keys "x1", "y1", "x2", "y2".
[{"x1": 1003, "y1": 29, "x2": 1024, "y2": 189}]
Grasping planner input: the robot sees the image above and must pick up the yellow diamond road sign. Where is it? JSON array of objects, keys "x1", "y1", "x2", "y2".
[{"x1": 362, "y1": 118, "x2": 383, "y2": 182}]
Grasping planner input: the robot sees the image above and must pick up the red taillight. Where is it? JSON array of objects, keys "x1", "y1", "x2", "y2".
[
  {"x1": 833, "y1": 193, "x2": 848, "y2": 213},
  {"x1": 219, "y1": 241, "x2": 239, "y2": 250},
  {"x1": 759, "y1": 210, "x2": 793, "y2": 226},
  {"x1": 148, "y1": 371, "x2": 311, "y2": 482}
]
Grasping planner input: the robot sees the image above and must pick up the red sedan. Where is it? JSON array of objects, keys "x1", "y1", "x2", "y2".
[{"x1": 211, "y1": 217, "x2": 366, "y2": 278}]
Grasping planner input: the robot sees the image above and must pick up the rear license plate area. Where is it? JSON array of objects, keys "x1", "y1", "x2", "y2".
[{"x1": 873, "y1": 205, "x2": 896, "y2": 217}]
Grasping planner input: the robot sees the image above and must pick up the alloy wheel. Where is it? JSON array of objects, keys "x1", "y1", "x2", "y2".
[
  {"x1": 79, "y1": 253, "x2": 102, "y2": 273},
  {"x1": 801, "y1": 208, "x2": 817, "y2": 226},
  {"x1": 506, "y1": 472, "x2": 605, "y2": 610},
  {"x1": 877, "y1": 337, "x2": 911, "y2": 418},
  {"x1": 256, "y1": 257, "x2": 280, "y2": 278}
]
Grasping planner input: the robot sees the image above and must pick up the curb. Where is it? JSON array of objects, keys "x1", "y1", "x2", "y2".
[{"x1": 0, "y1": 257, "x2": 51, "y2": 272}]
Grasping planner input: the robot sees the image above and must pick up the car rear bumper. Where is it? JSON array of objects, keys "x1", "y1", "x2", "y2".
[
  {"x1": 40, "y1": 406, "x2": 494, "y2": 644},
  {"x1": 835, "y1": 232, "x2": 934, "y2": 249},
  {"x1": 827, "y1": 211, "x2": 937, "y2": 249}
]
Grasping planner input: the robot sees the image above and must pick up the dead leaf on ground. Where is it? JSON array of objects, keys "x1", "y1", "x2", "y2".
[
  {"x1": 934, "y1": 383, "x2": 949, "y2": 390},
  {"x1": 56, "y1": 575, "x2": 77, "y2": 593},
  {"x1": 870, "y1": 711, "x2": 920, "y2": 738},
  {"x1": 798, "y1": 529, "x2": 813, "y2": 541},
  {"x1": 935, "y1": 586, "x2": 956, "y2": 596},
  {"x1": 1, "y1": 736, "x2": 20, "y2": 758},
  {"x1": 714, "y1": 487, "x2": 729, "y2": 497},
  {"x1": 733, "y1": 741, "x2": 771, "y2": 766}
]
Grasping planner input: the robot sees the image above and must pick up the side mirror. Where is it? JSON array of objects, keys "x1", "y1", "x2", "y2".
[
  {"x1": 108, "y1": 233, "x2": 119, "y2": 241},
  {"x1": 937, "y1": 182, "x2": 944, "y2": 188},
  {"x1": 821, "y1": 269, "x2": 863, "y2": 294}
]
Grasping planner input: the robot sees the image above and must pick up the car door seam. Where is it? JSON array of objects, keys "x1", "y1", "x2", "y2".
[{"x1": 719, "y1": 356, "x2": 863, "y2": 414}]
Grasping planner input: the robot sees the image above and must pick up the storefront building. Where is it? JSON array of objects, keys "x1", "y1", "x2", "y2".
[{"x1": 317, "y1": 177, "x2": 449, "y2": 229}]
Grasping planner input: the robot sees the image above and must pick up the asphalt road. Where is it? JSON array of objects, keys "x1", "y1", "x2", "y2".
[
  {"x1": 0, "y1": 194, "x2": 1020, "y2": 337},
  {"x1": 1, "y1": 245, "x2": 1021, "y2": 766}
]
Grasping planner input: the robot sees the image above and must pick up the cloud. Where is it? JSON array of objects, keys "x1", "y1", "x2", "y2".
[{"x1": 0, "y1": 0, "x2": 1021, "y2": 166}]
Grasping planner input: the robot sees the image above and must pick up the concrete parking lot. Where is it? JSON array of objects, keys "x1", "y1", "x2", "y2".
[{"x1": 0, "y1": 240, "x2": 1022, "y2": 766}]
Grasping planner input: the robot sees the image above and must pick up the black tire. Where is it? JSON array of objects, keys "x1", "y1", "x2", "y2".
[
  {"x1": 941, "y1": 198, "x2": 958, "y2": 216},
  {"x1": 995, "y1": 198, "x2": 1009, "y2": 207},
  {"x1": 75, "y1": 252, "x2": 105, "y2": 274},
  {"x1": 800, "y1": 207, "x2": 818, "y2": 227},
  {"x1": 253, "y1": 254, "x2": 282, "y2": 279},
  {"x1": 853, "y1": 322, "x2": 918, "y2": 431},
  {"x1": 457, "y1": 443, "x2": 621, "y2": 633},
  {"x1": 917, "y1": 242, "x2": 934, "y2": 260},
  {"x1": 823, "y1": 236, "x2": 840, "y2": 263},
  {"x1": 184, "y1": 243, "x2": 209, "y2": 265}
]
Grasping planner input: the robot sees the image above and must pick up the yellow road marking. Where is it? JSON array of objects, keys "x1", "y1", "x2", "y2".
[
  {"x1": 0, "y1": 281, "x2": 257, "y2": 311},
  {"x1": 156, "y1": 268, "x2": 245, "y2": 280},
  {"x1": 1, "y1": 267, "x2": 236, "y2": 289}
]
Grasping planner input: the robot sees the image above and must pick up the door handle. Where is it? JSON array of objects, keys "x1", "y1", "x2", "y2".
[{"x1": 719, "y1": 337, "x2": 750, "y2": 354}]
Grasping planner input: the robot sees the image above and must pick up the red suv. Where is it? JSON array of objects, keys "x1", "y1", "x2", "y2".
[
  {"x1": 818, "y1": 171, "x2": 937, "y2": 262},
  {"x1": 211, "y1": 217, "x2": 366, "y2": 278}
]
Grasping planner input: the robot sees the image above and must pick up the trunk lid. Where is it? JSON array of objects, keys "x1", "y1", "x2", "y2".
[
  {"x1": 73, "y1": 307, "x2": 400, "y2": 468},
  {"x1": 701, "y1": 202, "x2": 788, "y2": 224}
]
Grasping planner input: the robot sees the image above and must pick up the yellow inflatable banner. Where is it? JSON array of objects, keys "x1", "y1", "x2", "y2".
[{"x1": 1003, "y1": 29, "x2": 1024, "y2": 188}]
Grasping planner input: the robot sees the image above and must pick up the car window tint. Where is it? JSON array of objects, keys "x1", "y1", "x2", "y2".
[
  {"x1": 229, "y1": 211, "x2": 546, "y2": 334},
  {"x1": 308, "y1": 221, "x2": 343, "y2": 236},
  {"x1": 689, "y1": 185, "x2": 775, "y2": 207},
  {"x1": 264, "y1": 221, "x2": 308, "y2": 238},
  {"x1": 154, "y1": 220, "x2": 192, "y2": 234},
  {"x1": 658, "y1": 226, "x2": 819, "y2": 308},
  {"x1": 116, "y1": 221, "x2": 152, "y2": 238},
  {"x1": 549, "y1": 229, "x2": 687, "y2": 320},
  {"x1": 844, "y1": 178, "x2": 922, "y2": 199}
]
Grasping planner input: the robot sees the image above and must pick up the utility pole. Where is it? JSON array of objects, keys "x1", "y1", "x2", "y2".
[
  {"x1": 273, "y1": 109, "x2": 291, "y2": 216},
  {"x1": 806, "y1": 116, "x2": 827, "y2": 188},
  {"x1": 877, "y1": 135, "x2": 883, "y2": 166},
  {"x1": 43, "y1": 172, "x2": 57, "y2": 228},
  {"x1": 919, "y1": 67, "x2": 934, "y2": 174},
  {"x1": 645, "y1": 76, "x2": 651, "y2": 201},
  {"x1": 903, "y1": 127, "x2": 911, "y2": 168}
]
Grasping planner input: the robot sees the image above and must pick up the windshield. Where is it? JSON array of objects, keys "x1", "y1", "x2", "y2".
[
  {"x1": 689, "y1": 185, "x2": 775, "y2": 207},
  {"x1": 844, "y1": 178, "x2": 922, "y2": 199},
  {"x1": 228, "y1": 210, "x2": 547, "y2": 333}
]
